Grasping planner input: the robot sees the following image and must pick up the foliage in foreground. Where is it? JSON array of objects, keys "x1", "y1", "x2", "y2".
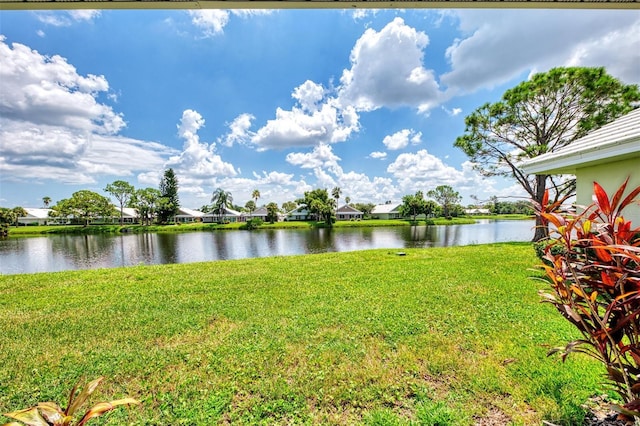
[
  {"x1": 2, "y1": 377, "x2": 139, "y2": 426},
  {"x1": 535, "y1": 179, "x2": 640, "y2": 419}
]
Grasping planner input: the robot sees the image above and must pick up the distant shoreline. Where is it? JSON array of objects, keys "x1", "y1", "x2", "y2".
[{"x1": 4, "y1": 215, "x2": 533, "y2": 238}]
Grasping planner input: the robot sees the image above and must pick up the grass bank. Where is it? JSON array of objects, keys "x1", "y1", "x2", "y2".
[
  {"x1": 0, "y1": 244, "x2": 601, "y2": 425},
  {"x1": 6, "y1": 217, "x2": 487, "y2": 237}
]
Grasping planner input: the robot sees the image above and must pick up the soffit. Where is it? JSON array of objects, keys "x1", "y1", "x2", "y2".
[{"x1": 1, "y1": 0, "x2": 639, "y2": 10}]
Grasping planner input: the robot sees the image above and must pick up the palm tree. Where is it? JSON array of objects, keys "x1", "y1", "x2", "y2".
[
  {"x1": 42, "y1": 196, "x2": 51, "y2": 208},
  {"x1": 331, "y1": 186, "x2": 342, "y2": 215},
  {"x1": 251, "y1": 189, "x2": 260, "y2": 219},
  {"x1": 211, "y1": 188, "x2": 233, "y2": 223}
]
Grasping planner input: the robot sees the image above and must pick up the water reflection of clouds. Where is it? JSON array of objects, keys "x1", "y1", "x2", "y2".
[{"x1": 0, "y1": 220, "x2": 535, "y2": 274}]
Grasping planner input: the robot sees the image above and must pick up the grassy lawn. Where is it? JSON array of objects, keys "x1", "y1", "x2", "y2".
[{"x1": 0, "y1": 244, "x2": 602, "y2": 425}]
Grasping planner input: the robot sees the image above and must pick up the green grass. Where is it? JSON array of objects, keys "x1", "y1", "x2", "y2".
[
  {"x1": 7, "y1": 217, "x2": 487, "y2": 237},
  {"x1": 0, "y1": 244, "x2": 603, "y2": 425}
]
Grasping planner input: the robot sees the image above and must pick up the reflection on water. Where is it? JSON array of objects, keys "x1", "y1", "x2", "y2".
[{"x1": 0, "y1": 220, "x2": 535, "y2": 274}]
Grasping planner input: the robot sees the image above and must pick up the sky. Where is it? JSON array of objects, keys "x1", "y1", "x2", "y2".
[{"x1": 0, "y1": 8, "x2": 639, "y2": 210}]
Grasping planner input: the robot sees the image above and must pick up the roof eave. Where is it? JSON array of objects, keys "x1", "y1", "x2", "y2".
[{"x1": 521, "y1": 137, "x2": 640, "y2": 175}]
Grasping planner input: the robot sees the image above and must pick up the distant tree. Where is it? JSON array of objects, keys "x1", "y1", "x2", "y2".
[
  {"x1": 199, "y1": 205, "x2": 212, "y2": 214},
  {"x1": 266, "y1": 202, "x2": 279, "y2": 224},
  {"x1": 244, "y1": 200, "x2": 256, "y2": 215},
  {"x1": 281, "y1": 201, "x2": 298, "y2": 213},
  {"x1": 354, "y1": 203, "x2": 375, "y2": 217},
  {"x1": 400, "y1": 191, "x2": 426, "y2": 222},
  {"x1": 158, "y1": 168, "x2": 180, "y2": 223},
  {"x1": 105, "y1": 180, "x2": 135, "y2": 226},
  {"x1": 427, "y1": 185, "x2": 462, "y2": 218},
  {"x1": 454, "y1": 67, "x2": 640, "y2": 241},
  {"x1": 345, "y1": 196, "x2": 351, "y2": 205},
  {"x1": 424, "y1": 200, "x2": 440, "y2": 217},
  {"x1": 331, "y1": 187, "x2": 342, "y2": 210},
  {"x1": 52, "y1": 191, "x2": 114, "y2": 226},
  {"x1": 42, "y1": 196, "x2": 51, "y2": 208},
  {"x1": 211, "y1": 188, "x2": 233, "y2": 223},
  {"x1": 251, "y1": 189, "x2": 261, "y2": 218},
  {"x1": 297, "y1": 189, "x2": 334, "y2": 225},
  {"x1": 129, "y1": 188, "x2": 162, "y2": 226},
  {"x1": 0, "y1": 207, "x2": 17, "y2": 235},
  {"x1": 11, "y1": 207, "x2": 27, "y2": 227}
]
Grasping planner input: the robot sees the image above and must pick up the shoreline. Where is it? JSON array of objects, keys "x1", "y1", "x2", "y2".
[{"x1": 4, "y1": 215, "x2": 533, "y2": 238}]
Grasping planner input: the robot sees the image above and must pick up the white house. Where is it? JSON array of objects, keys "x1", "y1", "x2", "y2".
[
  {"x1": 202, "y1": 207, "x2": 242, "y2": 223},
  {"x1": 465, "y1": 208, "x2": 491, "y2": 215},
  {"x1": 521, "y1": 108, "x2": 640, "y2": 224},
  {"x1": 336, "y1": 204, "x2": 363, "y2": 221},
  {"x1": 371, "y1": 203, "x2": 403, "y2": 220},
  {"x1": 175, "y1": 207, "x2": 205, "y2": 223},
  {"x1": 17, "y1": 208, "x2": 54, "y2": 225},
  {"x1": 286, "y1": 207, "x2": 314, "y2": 221}
]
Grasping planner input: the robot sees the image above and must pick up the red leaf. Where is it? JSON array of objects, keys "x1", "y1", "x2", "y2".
[
  {"x1": 542, "y1": 190, "x2": 549, "y2": 210},
  {"x1": 594, "y1": 181, "x2": 611, "y2": 216},
  {"x1": 610, "y1": 177, "x2": 629, "y2": 213},
  {"x1": 617, "y1": 183, "x2": 640, "y2": 215}
]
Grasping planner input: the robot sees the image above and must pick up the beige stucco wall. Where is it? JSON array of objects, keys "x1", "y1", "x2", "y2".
[{"x1": 575, "y1": 157, "x2": 640, "y2": 226}]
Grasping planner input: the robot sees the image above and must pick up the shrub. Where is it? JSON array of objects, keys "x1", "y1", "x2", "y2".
[
  {"x1": 2, "y1": 376, "x2": 139, "y2": 426},
  {"x1": 533, "y1": 239, "x2": 567, "y2": 261},
  {"x1": 534, "y1": 179, "x2": 640, "y2": 419}
]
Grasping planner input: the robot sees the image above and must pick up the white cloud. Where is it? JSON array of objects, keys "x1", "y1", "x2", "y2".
[
  {"x1": 252, "y1": 81, "x2": 360, "y2": 150},
  {"x1": 369, "y1": 151, "x2": 387, "y2": 159},
  {"x1": 34, "y1": 10, "x2": 101, "y2": 27},
  {"x1": 167, "y1": 109, "x2": 237, "y2": 179},
  {"x1": 286, "y1": 143, "x2": 341, "y2": 170},
  {"x1": 219, "y1": 113, "x2": 255, "y2": 147},
  {"x1": 386, "y1": 150, "x2": 490, "y2": 195},
  {"x1": 442, "y1": 106, "x2": 462, "y2": 117},
  {"x1": 0, "y1": 37, "x2": 171, "y2": 185},
  {"x1": 382, "y1": 129, "x2": 422, "y2": 151},
  {"x1": 188, "y1": 10, "x2": 274, "y2": 37},
  {"x1": 441, "y1": 10, "x2": 640, "y2": 93},
  {"x1": 0, "y1": 38, "x2": 123, "y2": 134},
  {"x1": 338, "y1": 17, "x2": 442, "y2": 114}
]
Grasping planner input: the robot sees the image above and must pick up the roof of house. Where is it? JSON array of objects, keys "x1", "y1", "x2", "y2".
[
  {"x1": 287, "y1": 207, "x2": 310, "y2": 215},
  {"x1": 120, "y1": 207, "x2": 138, "y2": 217},
  {"x1": 203, "y1": 207, "x2": 240, "y2": 217},
  {"x1": 337, "y1": 204, "x2": 362, "y2": 214},
  {"x1": 23, "y1": 208, "x2": 52, "y2": 219},
  {"x1": 371, "y1": 203, "x2": 401, "y2": 214},
  {"x1": 176, "y1": 207, "x2": 205, "y2": 217},
  {"x1": 252, "y1": 206, "x2": 268, "y2": 215},
  {"x1": 521, "y1": 108, "x2": 640, "y2": 175}
]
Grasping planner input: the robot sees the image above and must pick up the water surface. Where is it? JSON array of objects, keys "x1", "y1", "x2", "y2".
[{"x1": 0, "y1": 220, "x2": 535, "y2": 274}]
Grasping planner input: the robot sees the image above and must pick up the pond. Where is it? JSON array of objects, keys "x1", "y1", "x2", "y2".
[{"x1": 0, "y1": 219, "x2": 535, "y2": 275}]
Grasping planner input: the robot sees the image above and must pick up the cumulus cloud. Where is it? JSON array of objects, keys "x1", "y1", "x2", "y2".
[
  {"x1": 188, "y1": 9, "x2": 274, "y2": 37},
  {"x1": 0, "y1": 37, "x2": 173, "y2": 184},
  {"x1": 338, "y1": 17, "x2": 443, "y2": 114},
  {"x1": 369, "y1": 151, "x2": 387, "y2": 160},
  {"x1": 286, "y1": 143, "x2": 342, "y2": 171},
  {"x1": 386, "y1": 150, "x2": 489, "y2": 195},
  {"x1": 441, "y1": 10, "x2": 640, "y2": 93},
  {"x1": 382, "y1": 129, "x2": 422, "y2": 151},
  {"x1": 252, "y1": 81, "x2": 360, "y2": 150},
  {"x1": 166, "y1": 109, "x2": 237, "y2": 179},
  {"x1": 219, "y1": 113, "x2": 255, "y2": 147}
]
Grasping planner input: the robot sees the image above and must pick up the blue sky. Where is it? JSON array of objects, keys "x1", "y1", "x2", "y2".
[{"x1": 1, "y1": 8, "x2": 639, "y2": 210}]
